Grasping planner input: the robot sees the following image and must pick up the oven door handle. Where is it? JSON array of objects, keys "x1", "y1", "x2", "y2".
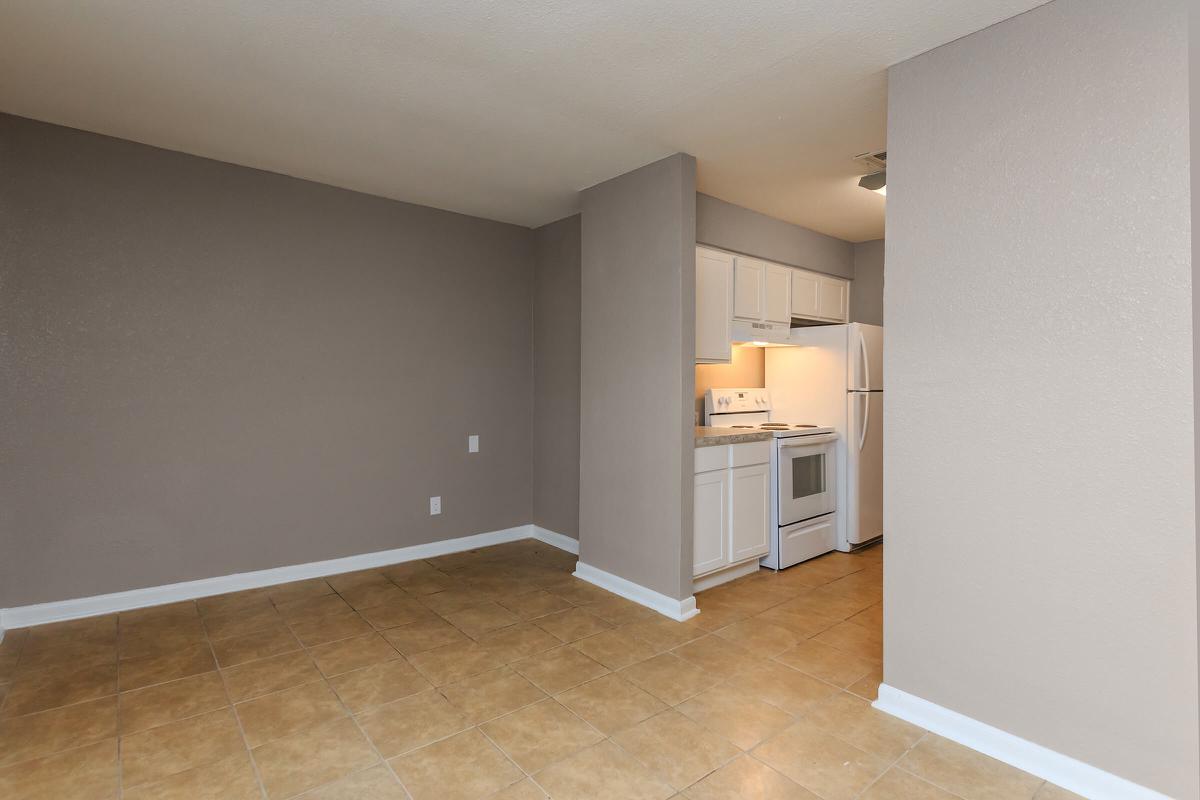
[{"x1": 779, "y1": 433, "x2": 839, "y2": 447}]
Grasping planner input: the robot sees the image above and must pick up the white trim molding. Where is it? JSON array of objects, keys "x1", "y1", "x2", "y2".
[
  {"x1": 530, "y1": 525, "x2": 579, "y2": 555},
  {"x1": 1, "y1": 524, "x2": 580, "y2": 631},
  {"x1": 873, "y1": 684, "x2": 1173, "y2": 800},
  {"x1": 572, "y1": 561, "x2": 698, "y2": 622}
]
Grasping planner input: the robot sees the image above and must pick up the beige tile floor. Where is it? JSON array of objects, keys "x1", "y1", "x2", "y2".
[{"x1": 0, "y1": 539, "x2": 1081, "y2": 800}]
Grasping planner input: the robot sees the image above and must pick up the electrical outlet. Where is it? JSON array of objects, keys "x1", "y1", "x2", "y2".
[
  {"x1": 468, "y1": 435, "x2": 479, "y2": 453},
  {"x1": 429, "y1": 496, "x2": 441, "y2": 515}
]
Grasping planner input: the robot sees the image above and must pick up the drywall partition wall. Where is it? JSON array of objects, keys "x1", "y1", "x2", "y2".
[
  {"x1": 885, "y1": 1, "x2": 1198, "y2": 797},
  {"x1": 850, "y1": 239, "x2": 884, "y2": 326},
  {"x1": 0, "y1": 113, "x2": 536, "y2": 609},
  {"x1": 532, "y1": 214, "x2": 581, "y2": 539},
  {"x1": 1193, "y1": 2, "x2": 1200, "y2": 752},
  {"x1": 579, "y1": 154, "x2": 697, "y2": 602},
  {"x1": 696, "y1": 193, "x2": 853, "y2": 278}
]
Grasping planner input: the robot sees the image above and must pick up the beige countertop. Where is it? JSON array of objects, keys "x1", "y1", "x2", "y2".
[{"x1": 694, "y1": 426, "x2": 774, "y2": 447}]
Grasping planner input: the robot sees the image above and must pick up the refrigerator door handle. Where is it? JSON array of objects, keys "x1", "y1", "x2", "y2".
[
  {"x1": 858, "y1": 330, "x2": 871, "y2": 392},
  {"x1": 859, "y1": 392, "x2": 870, "y2": 451}
]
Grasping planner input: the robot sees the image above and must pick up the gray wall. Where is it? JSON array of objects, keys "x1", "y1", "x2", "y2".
[
  {"x1": 580, "y1": 154, "x2": 696, "y2": 601},
  {"x1": 532, "y1": 214, "x2": 581, "y2": 539},
  {"x1": 0, "y1": 113, "x2": 536, "y2": 608},
  {"x1": 1193, "y1": 0, "x2": 1200, "y2": 745},
  {"x1": 850, "y1": 239, "x2": 884, "y2": 326},
  {"x1": 696, "y1": 193, "x2": 853, "y2": 278},
  {"x1": 885, "y1": 1, "x2": 1197, "y2": 796}
]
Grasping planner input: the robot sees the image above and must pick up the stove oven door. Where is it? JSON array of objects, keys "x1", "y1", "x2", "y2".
[{"x1": 777, "y1": 433, "x2": 837, "y2": 526}]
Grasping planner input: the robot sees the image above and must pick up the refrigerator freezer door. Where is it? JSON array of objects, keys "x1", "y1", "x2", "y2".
[
  {"x1": 848, "y1": 324, "x2": 884, "y2": 391},
  {"x1": 845, "y1": 391, "x2": 884, "y2": 547}
]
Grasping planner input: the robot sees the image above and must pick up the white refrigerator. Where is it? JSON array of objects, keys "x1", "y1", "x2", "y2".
[{"x1": 765, "y1": 323, "x2": 883, "y2": 550}]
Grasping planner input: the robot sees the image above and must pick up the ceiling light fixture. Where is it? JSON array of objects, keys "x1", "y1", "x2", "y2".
[{"x1": 858, "y1": 171, "x2": 886, "y2": 196}]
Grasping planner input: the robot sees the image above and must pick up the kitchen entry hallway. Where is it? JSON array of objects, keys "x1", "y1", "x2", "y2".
[{"x1": 0, "y1": 539, "x2": 1075, "y2": 799}]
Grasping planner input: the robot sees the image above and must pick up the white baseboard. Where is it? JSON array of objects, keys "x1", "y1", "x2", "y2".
[
  {"x1": 572, "y1": 561, "x2": 698, "y2": 622},
  {"x1": 873, "y1": 684, "x2": 1172, "y2": 800},
  {"x1": 530, "y1": 525, "x2": 579, "y2": 555},
  {"x1": 0, "y1": 523, "x2": 579, "y2": 631}
]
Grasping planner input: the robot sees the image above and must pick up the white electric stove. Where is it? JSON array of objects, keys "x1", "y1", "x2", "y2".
[{"x1": 704, "y1": 388, "x2": 840, "y2": 568}]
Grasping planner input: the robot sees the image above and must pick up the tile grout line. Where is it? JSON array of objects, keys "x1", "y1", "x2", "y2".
[
  {"x1": 847, "y1": 728, "x2": 1003, "y2": 800},
  {"x1": 212, "y1": 578, "x2": 395, "y2": 797},
  {"x1": 203, "y1": 602, "x2": 273, "y2": 800},
  {"x1": 115, "y1": 615, "x2": 124, "y2": 800},
  {"x1": 846, "y1": 729, "x2": 931, "y2": 800},
  {"x1": 604, "y1": 703, "x2": 744, "y2": 796},
  {"x1": 336, "y1": 550, "x2": 587, "y2": 798},
  {"x1": 0, "y1": 544, "x2": 572, "y2": 789},
  {"x1": 474, "y1": 722, "x2": 543, "y2": 795},
  {"x1": 392, "y1": 561, "x2": 581, "y2": 795},
  {"x1": 14, "y1": 545, "x2": 887, "y2": 798},
  {"x1": 283, "y1": 575, "x2": 428, "y2": 800},
  {"x1": 2, "y1": 591, "x2": 839, "y2": 758}
]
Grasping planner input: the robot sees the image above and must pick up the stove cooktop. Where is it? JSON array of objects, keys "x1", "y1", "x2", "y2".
[{"x1": 723, "y1": 423, "x2": 834, "y2": 438}]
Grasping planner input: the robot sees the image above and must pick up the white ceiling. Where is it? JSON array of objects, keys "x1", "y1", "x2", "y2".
[{"x1": 0, "y1": 1, "x2": 1045, "y2": 241}]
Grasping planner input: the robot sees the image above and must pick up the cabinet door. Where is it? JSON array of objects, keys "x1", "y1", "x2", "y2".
[
  {"x1": 764, "y1": 264, "x2": 791, "y2": 324},
  {"x1": 693, "y1": 470, "x2": 731, "y2": 576},
  {"x1": 790, "y1": 270, "x2": 821, "y2": 319},
  {"x1": 729, "y1": 462, "x2": 770, "y2": 562},
  {"x1": 732, "y1": 257, "x2": 764, "y2": 321},
  {"x1": 695, "y1": 248, "x2": 733, "y2": 363},
  {"x1": 818, "y1": 277, "x2": 849, "y2": 322}
]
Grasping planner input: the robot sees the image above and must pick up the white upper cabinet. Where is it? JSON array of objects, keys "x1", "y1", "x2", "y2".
[
  {"x1": 792, "y1": 267, "x2": 849, "y2": 322},
  {"x1": 733, "y1": 256, "x2": 792, "y2": 325},
  {"x1": 732, "y1": 257, "x2": 765, "y2": 321},
  {"x1": 764, "y1": 264, "x2": 791, "y2": 324},
  {"x1": 790, "y1": 270, "x2": 821, "y2": 319},
  {"x1": 695, "y1": 247, "x2": 733, "y2": 363},
  {"x1": 694, "y1": 246, "x2": 850, "y2": 360},
  {"x1": 818, "y1": 277, "x2": 849, "y2": 322}
]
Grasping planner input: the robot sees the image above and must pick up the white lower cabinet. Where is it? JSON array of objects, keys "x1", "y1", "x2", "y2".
[
  {"x1": 729, "y1": 462, "x2": 770, "y2": 562},
  {"x1": 692, "y1": 469, "x2": 730, "y2": 576},
  {"x1": 694, "y1": 442, "x2": 771, "y2": 579}
]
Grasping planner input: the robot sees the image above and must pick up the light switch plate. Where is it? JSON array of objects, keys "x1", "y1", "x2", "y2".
[
  {"x1": 429, "y1": 496, "x2": 441, "y2": 515},
  {"x1": 468, "y1": 435, "x2": 479, "y2": 453}
]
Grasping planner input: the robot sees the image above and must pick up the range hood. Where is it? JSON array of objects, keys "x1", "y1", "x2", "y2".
[{"x1": 731, "y1": 319, "x2": 792, "y2": 345}]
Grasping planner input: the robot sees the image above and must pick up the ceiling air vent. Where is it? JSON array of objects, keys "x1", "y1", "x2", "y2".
[{"x1": 854, "y1": 150, "x2": 887, "y2": 171}]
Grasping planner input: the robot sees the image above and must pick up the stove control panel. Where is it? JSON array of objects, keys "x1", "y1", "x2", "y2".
[{"x1": 705, "y1": 388, "x2": 772, "y2": 415}]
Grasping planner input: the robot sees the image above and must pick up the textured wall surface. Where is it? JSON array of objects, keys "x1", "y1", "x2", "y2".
[
  {"x1": 0, "y1": 114, "x2": 536, "y2": 608},
  {"x1": 532, "y1": 214, "x2": 581, "y2": 538},
  {"x1": 580, "y1": 154, "x2": 696, "y2": 600},
  {"x1": 885, "y1": 1, "x2": 1197, "y2": 796},
  {"x1": 1193, "y1": 0, "x2": 1200, "y2": 741},
  {"x1": 696, "y1": 193, "x2": 853, "y2": 278},
  {"x1": 850, "y1": 239, "x2": 884, "y2": 326}
]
